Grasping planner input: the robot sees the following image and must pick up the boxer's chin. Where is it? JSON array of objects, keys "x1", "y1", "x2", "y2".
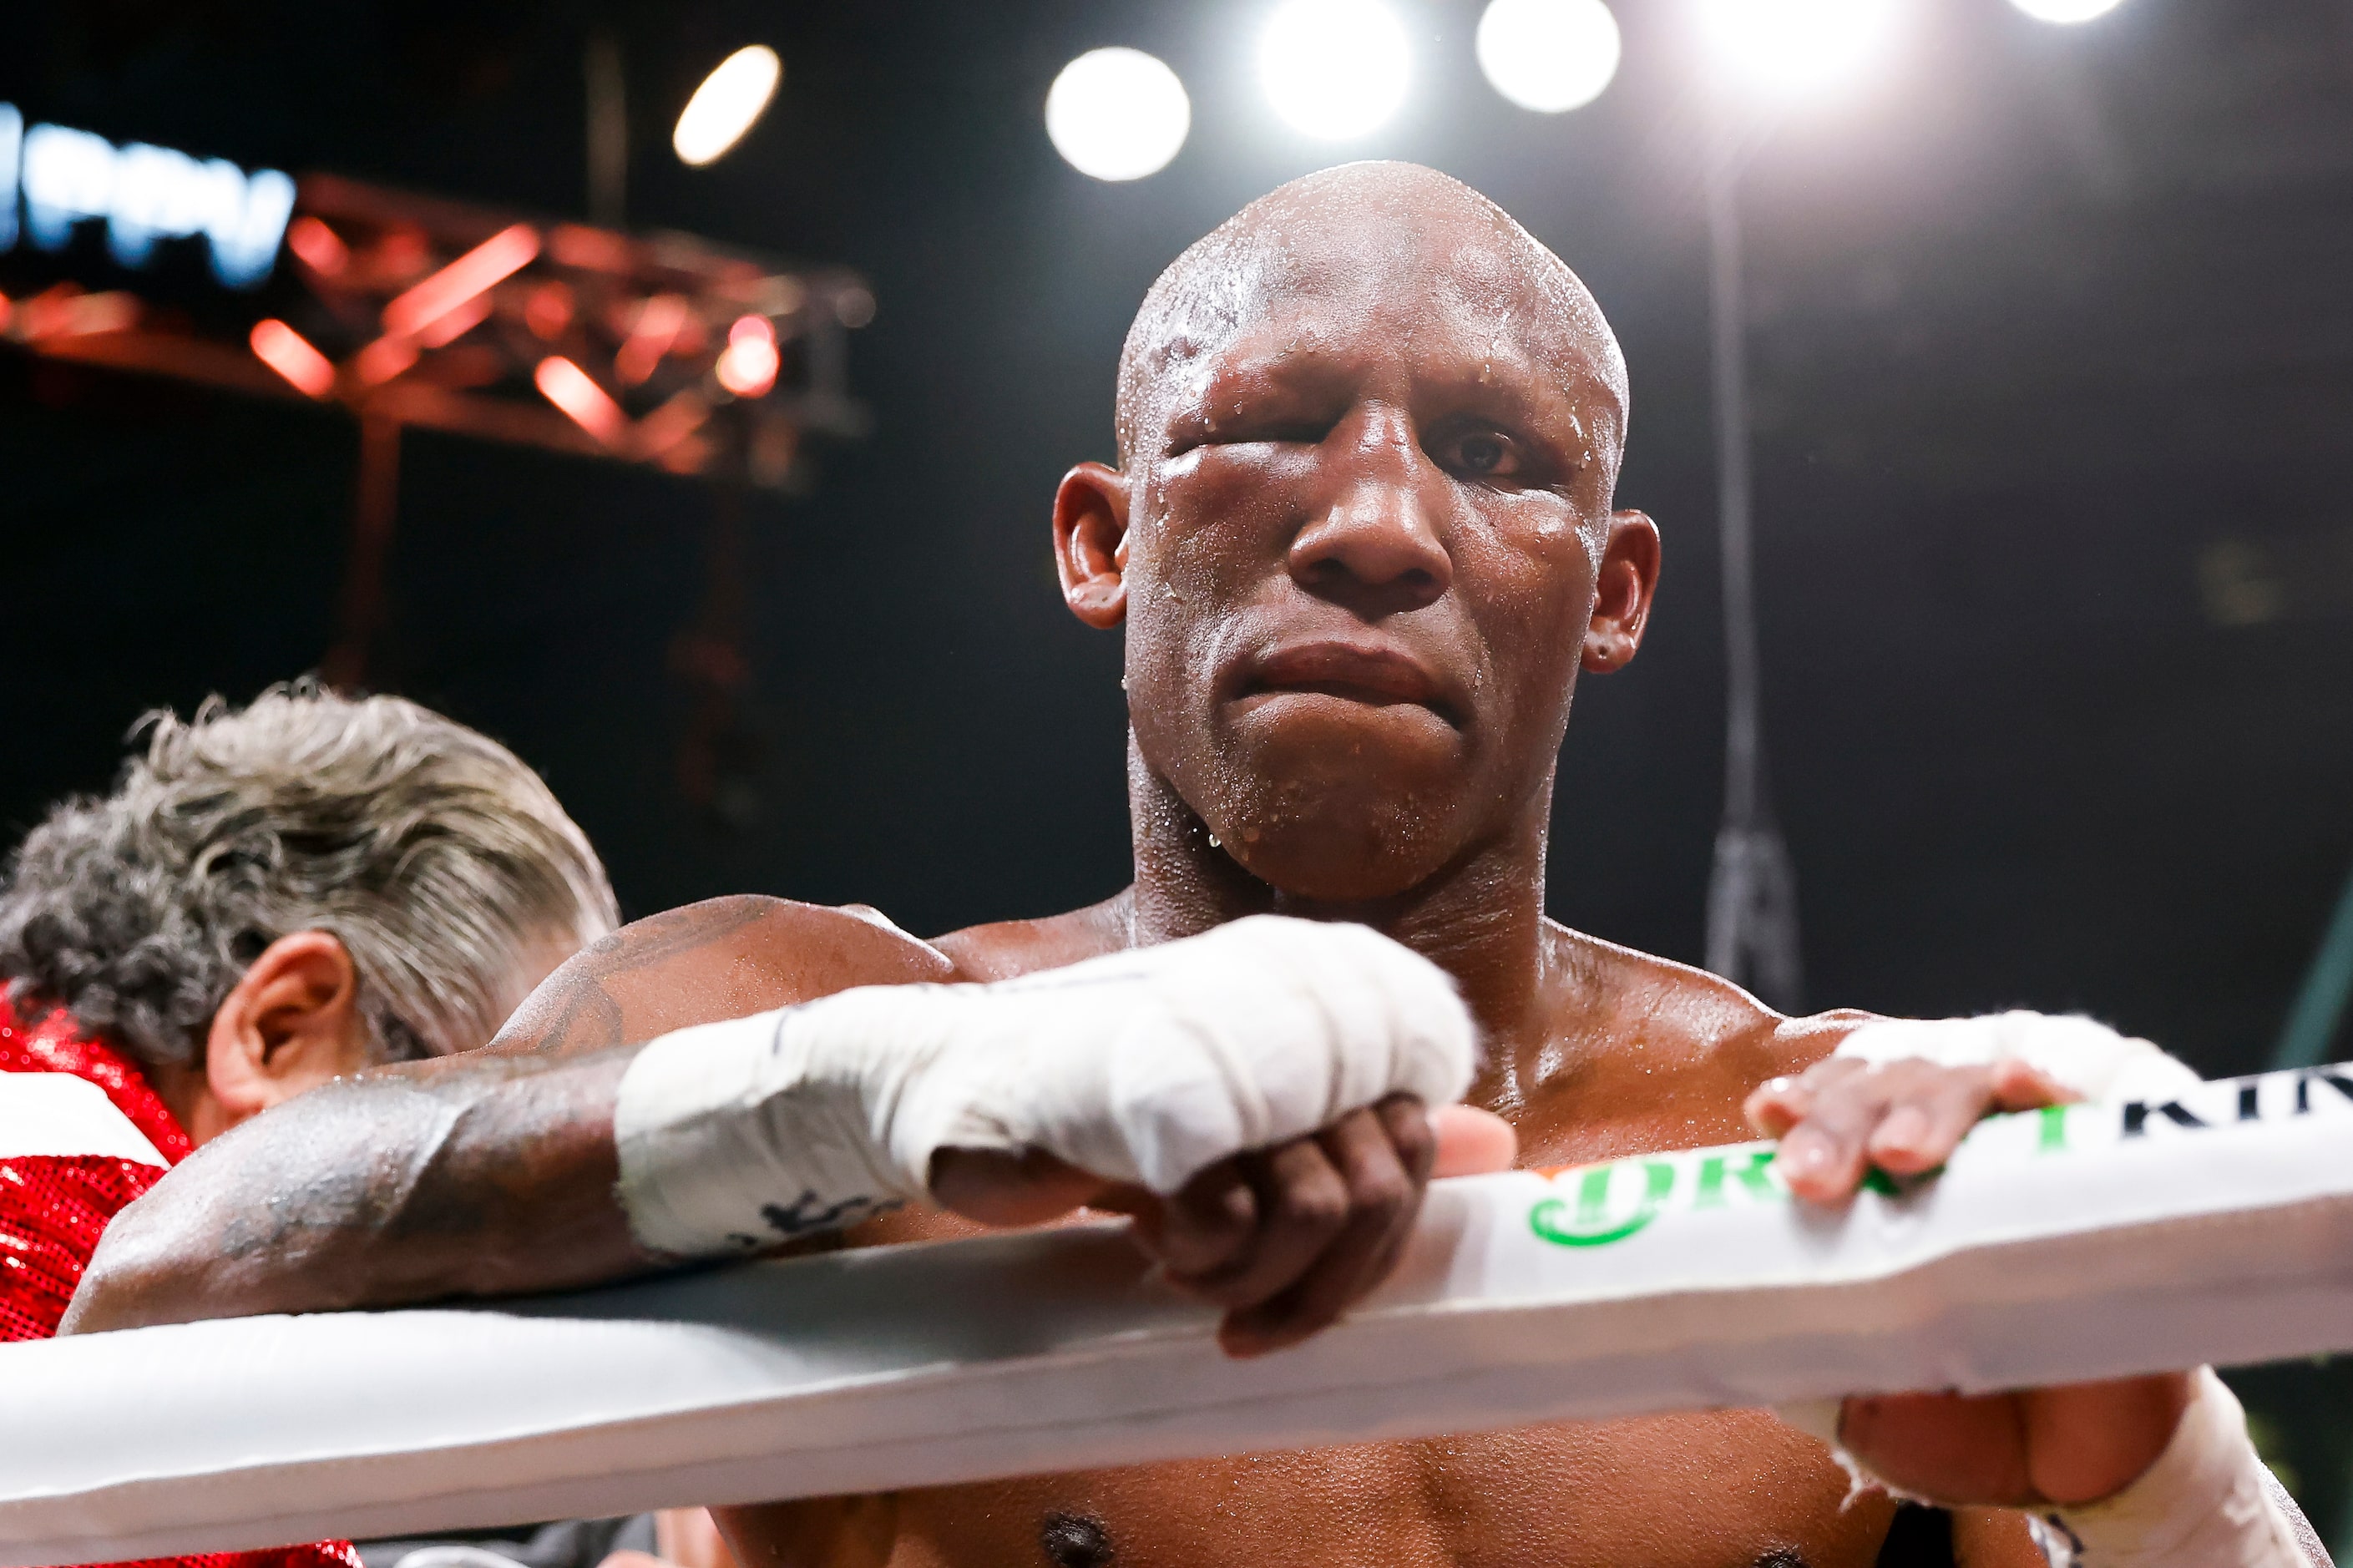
[
  {"x1": 1209, "y1": 696, "x2": 1473, "y2": 900},
  {"x1": 1225, "y1": 813, "x2": 1456, "y2": 902}
]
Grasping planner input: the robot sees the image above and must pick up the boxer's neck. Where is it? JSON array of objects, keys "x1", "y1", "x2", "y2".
[{"x1": 1124, "y1": 757, "x2": 1551, "y2": 1049}]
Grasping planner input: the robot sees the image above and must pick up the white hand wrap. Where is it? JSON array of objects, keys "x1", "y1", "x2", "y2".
[
  {"x1": 1780, "y1": 1371, "x2": 2305, "y2": 1567},
  {"x1": 1806, "y1": 1018, "x2": 2302, "y2": 1564},
  {"x1": 610, "y1": 914, "x2": 1479, "y2": 1259},
  {"x1": 1780, "y1": 1011, "x2": 2204, "y2": 1495},
  {"x1": 2029, "y1": 1370, "x2": 2306, "y2": 1568},
  {"x1": 1831, "y1": 1011, "x2": 2201, "y2": 1104}
]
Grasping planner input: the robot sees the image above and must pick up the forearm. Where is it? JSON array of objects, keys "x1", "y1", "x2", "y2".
[
  {"x1": 63, "y1": 896, "x2": 953, "y2": 1333},
  {"x1": 61, "y1": 903, "x2": 1476, "y2": 1362},
  {"x1": 63, "y1": 1048, "x2": 648, "y2": 1333}
]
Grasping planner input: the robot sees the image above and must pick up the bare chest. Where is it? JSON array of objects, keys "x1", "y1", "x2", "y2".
[
  {"x1": 717, "y1": 1412, "x2": 1898, "y2": 1568},
  {"x1": 730, "y1": 959, "x2": 1857, "y2": 1568}
]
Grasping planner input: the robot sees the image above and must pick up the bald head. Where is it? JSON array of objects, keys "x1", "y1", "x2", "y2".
[
  {"x1": 1115, "y1": 163, "x2": 1628, "y2": 473},
  {"x1": 1053, "y1": 164, "x2": 1662, "y2": 905}
]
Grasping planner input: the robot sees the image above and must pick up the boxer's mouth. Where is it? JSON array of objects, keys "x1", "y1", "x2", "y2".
[{"x1": 1242, "y1": 641, "x2": 1460, "y2": 723}]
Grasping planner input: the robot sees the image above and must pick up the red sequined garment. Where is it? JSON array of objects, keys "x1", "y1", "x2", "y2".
[{"x1": 0, "y1": 994, "x2": 363, "y2": 1568}]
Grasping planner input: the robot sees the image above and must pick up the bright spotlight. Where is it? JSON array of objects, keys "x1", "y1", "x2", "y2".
[
  {"x1": 2008, "y1": 0, "x2": 2127, "y2": 20},
  {"x1": 1261, "y1": 0, "x2": 1412, "y2": 141},
  {"x1": 1046, "y1": 47, "x2": 1192, "y2": 181},
  {"x1": 716, "y1": 314, "x2": 781, "y2": 398},
  {"x1": 1698, "y1": 0, "x2": 1905, "y2": 98},
  {"x1": 674, "y1": 45, "x2": 782, "y2": 167},
  {"x1": 1477, "y1": 0, "x2": 1622, "y2": 114}
]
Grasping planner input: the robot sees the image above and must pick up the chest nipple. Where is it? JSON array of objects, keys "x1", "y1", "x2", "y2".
[{"x1": 1039, "y1": 1512, "x2": 1116, "y2": 1568}]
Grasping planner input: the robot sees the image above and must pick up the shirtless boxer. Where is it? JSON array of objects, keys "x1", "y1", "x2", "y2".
[{"x1": 68, "y1": 165, "x2": 2319, "y2": 1568}]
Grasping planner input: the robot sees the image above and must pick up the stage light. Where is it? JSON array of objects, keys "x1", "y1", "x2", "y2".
[
  {"x1": 535, "y1": 356, "x2": 630, "y2": 446},
  {"x1": 716, "y1": 314, "x2": 779, "y2": 397},
  {"x1": 1260, "y1": 0, "x2": 1411, "y2": 141},
  {"x1": 1698, "y1": 0, "x2": 1905, "y2": 97},
  {"x1": 1045, "y1": 47, "x2": 1192, "y2": 181},
  {"x1": 250, "y1": 319, "x2": 336, "y2": 399},
  {"x1": 615, "y1": 291, "x2": 687, "y2": 383},
  {"x1": 674, "y1": 45, "x2": 782, "y2": 167},
  {"x1": 1477, "y1": 0, "x2": 1622, "y2": 113},
  {"x1": 2007, "y1": 0, "x2": 2127, "y2": 20},
  {"x1": 350, "y1": 334, "x2": 419, "y2": 389},
  {"x1": 637, "y1": 390, "x2": 711, "y2": 458},
  {"x1": 524, "y1": 281, "x2": 576, "y2": 342},
  {"x1": 284, "y1": 215, "x2": 349, "y2": 277},
  {"x1": 414, "y1": 291, "x2": 492, "y2": 348},
  {"x1": 382, "y1": 223, "x2": 539, "y2": 340}
]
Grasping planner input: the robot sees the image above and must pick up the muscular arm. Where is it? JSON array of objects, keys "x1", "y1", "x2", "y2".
[{"x1": 62, "y1": 897, "x2": 954, "y2": 1334}]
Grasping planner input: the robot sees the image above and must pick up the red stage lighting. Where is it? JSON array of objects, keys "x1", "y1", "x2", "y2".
[
  {"x1": 285, "y1": 216, "x2": 351, "y2": 277},
  {"x1": 617, "y1": 293, "x2": 689, "y2": 386},
  {"x1": 535, "y1": 355, "x2": 630, "y2": 447},
  {"x1": 249, "y1": 319, "x2": 337, "y2": 398},
  {"x1": 382, "y1": 224, "x2": 539, "y2": 341}
]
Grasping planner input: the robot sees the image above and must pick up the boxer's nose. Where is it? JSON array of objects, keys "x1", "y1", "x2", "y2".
[{"x1": 1287, "y1": 404, "x2": 1452, "y2": 615}]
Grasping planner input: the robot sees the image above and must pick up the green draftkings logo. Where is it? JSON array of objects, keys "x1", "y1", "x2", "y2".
[
  {"x1": 1523, "y1": 1074, "x2": 2353, "y2": 1251},
  {"x1": 1525, "y1": 1103, "x2": 2088, "y2": 1249},
  {"x1": 1527, "y1": 1147, "x2": 1782, "y2": 1247}
]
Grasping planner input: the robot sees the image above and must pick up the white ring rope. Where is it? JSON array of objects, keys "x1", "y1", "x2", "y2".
[{"x1": 7, "y1": 1065, "x2": 2353, "y2": 1566}]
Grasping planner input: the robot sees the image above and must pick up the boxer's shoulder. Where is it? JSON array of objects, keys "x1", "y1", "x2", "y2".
[
  {"x1": 1542, "y1": 923, "x2": 1762, "y2": 1050},
  {"x1": 492, "y1": 895, "x2": 958, "y2": 1055},
  {"x1": 1546, "y1": 923, "x2": 1872, "y2": 1069},
  {"x1": 1512, "y1": 925, "x2": 1874, "y2": 1157},
  {"x1": 928, "y1": 889, "x2": 1134, "y2": 982}
]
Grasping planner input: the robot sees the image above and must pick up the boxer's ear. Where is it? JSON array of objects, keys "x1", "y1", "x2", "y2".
[
  {"x1": 1581, "y1": 509, "x2": 1660, "y2": 674},
  {"x1": 198, "y1": 931, "x2": 375, "y2": 1142},
  {"x1": 1055, "y1": 462, "x2": 1130, "y2": 630}
]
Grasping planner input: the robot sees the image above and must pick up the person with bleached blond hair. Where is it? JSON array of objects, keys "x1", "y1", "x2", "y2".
[{"x1": 0, "y1": 680, "x2": 618, "y2": 1568}]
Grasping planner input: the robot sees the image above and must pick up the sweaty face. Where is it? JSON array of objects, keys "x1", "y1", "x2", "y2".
[{"x1": 1121, "y1": 220, "x2": 1626, "y2": 902}]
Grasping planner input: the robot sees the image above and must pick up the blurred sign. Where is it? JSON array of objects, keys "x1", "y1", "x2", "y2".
[
  {"x1": 0, "y1": 142, "x2": 869, "y2": 489},
  {"x1": 0, "y1": 104, "x2": 295, "y2": 288}
]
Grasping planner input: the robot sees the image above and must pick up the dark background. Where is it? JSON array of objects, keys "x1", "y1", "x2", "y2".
[{"x1": 4, "y1": 0, "x2": 2351, "y2": 1535}]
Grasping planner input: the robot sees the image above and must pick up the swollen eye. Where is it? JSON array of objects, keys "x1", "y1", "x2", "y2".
[{"x1": 1455, "y1": 433, "x2": 1514, "y2": 475}]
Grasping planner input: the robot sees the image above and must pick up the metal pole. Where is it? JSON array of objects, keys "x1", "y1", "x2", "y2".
[
  {"x1": 585, "y1": 32, "x2": 627, "y2": 230},
  {"x1": 1703, "y1": 110, "x2": 1804, "y2": 1011},
  {"x1": 321, "y1": 412, "x2": 401, "y2": 691},
  {"x1": 1708, "y1": 134, "x2": 1761, "y2": 833}
]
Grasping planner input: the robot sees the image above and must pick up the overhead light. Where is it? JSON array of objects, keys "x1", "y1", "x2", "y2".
[
  {"x1": 1045, "y1": 47, "x2": 1192, "y2": 181},
  {"x1": 715, "y1": 314, "x2": 779, "y2": 398},
  {"x1": 381, "y1": 223, "x2": 539, "y2": 340},
  {"x1": 535, "y1": 356, "x2": 630, "y2": 446},
  {"x1": 674, "y1": 45, "x2": 782, "y2": 167},
  {"x1": 349, "y1": 333, "x2": 419, "y2": 389},
  {"x1": 1477, "y1": 0, "x2": 1622, "y2": 114},
  {"x1": 2007, "y1": 0, "x2": 2127, "y2": 20},
  {"x1": 250, "y1": 319, "x2": 337, "y2": 399},
  {"x1": 284, "y1": 215, "x2": 349, "y2": 276},
  {"x1": 615, "y1": 291, "x2": 687, "y2": 383},
  {"x1": 1260, "y1": 0, "x2": 1412, "y2": 141},
  {"x1": 1697, "y1": 0, "x2": 1906, "y2": 99}
]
